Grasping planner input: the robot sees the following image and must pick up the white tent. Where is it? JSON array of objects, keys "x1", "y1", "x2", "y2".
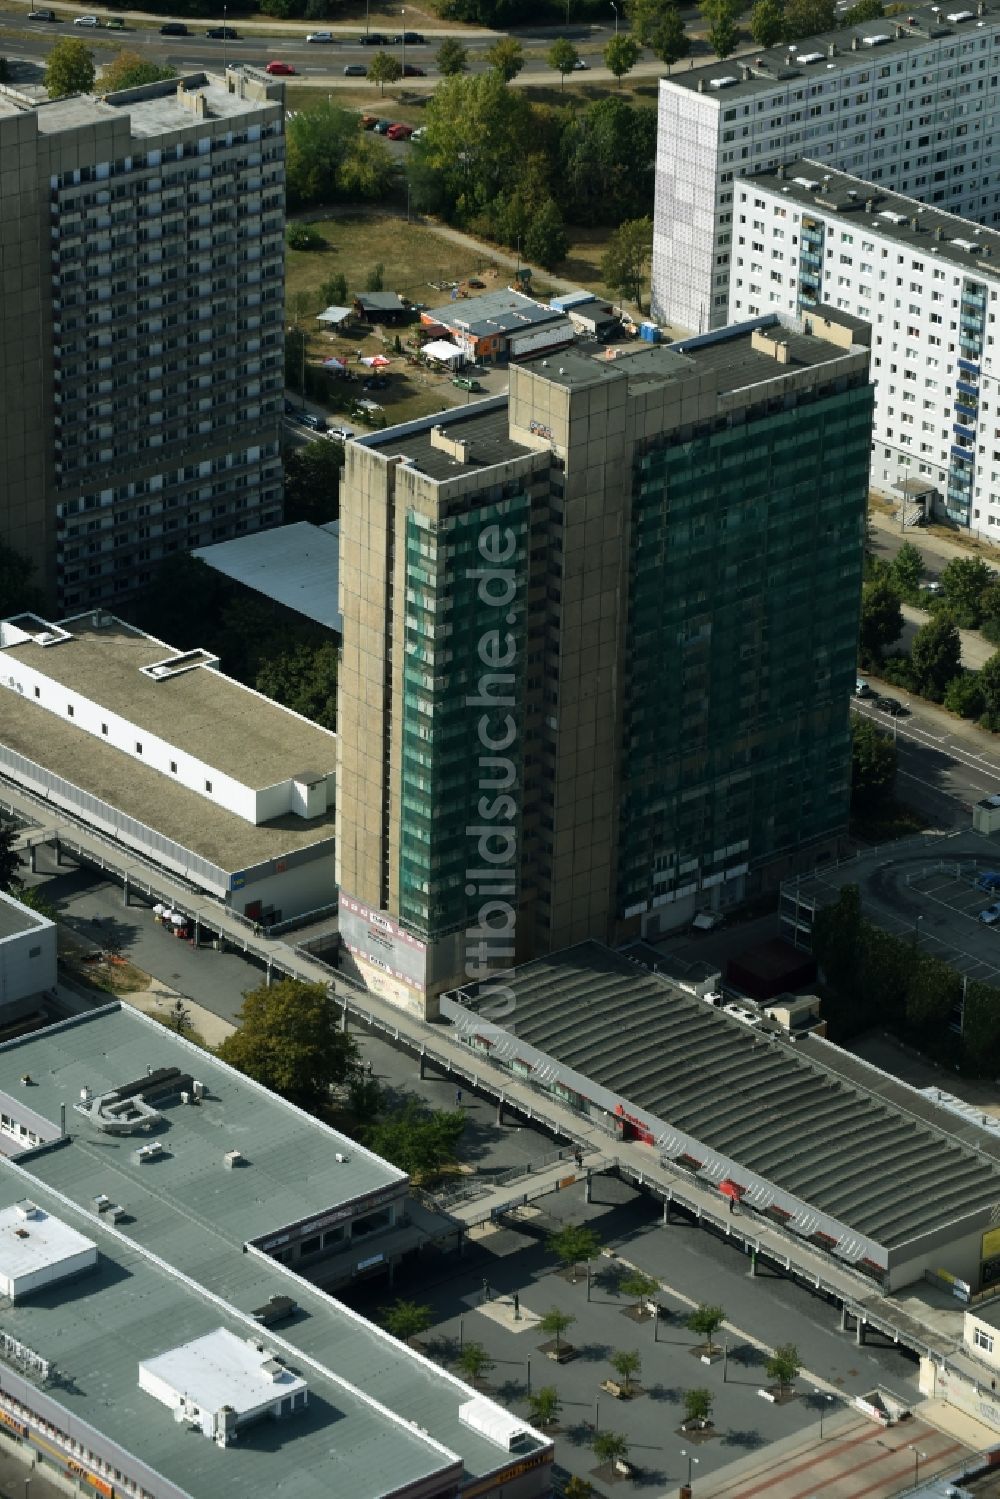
[
  {"x1": 421, "y1": 338, "x2": 465, "y2": 369},
  {"x1": 317, "y1": 305, "x2": 352, "y2": 326}
]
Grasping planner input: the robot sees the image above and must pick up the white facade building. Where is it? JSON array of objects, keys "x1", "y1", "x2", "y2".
[
  {"x1": 0, "y1": 1201, "x2": 97, "y2": 1302},
  {"x1": 729, "y1": 160, "x2": 1000, "y2": 534},
  {"x1": 0, "y1": 889, "x2": 56, "y2": 1014},
  {"x1": 139, "y1": 1327, "x2": 309, "y2": 1444},
  {"x1": 652, "y1": 3, "x2": 1000, "y2": 335}
]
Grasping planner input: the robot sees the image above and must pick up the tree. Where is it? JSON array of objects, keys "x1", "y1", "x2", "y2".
[
  {"x1": 650, "y1": 6, "x2": 690, "y2": 67},
  {"x1": 45, "y1": 37, "x2": 95, "y2": 99},
  {"x1": 813, "y1": 884, "x2": 862, "y2": 993},
  {"x1": 548, "y1": 37, "x2": 580, "y2": 89},
  {"x1": 980, "y1": 651, "x2": 1000, "y2": 730},
  {"x1": 749, "y1": 0, "x2": 784, "y2": 45},
  {"x1": 486, "y1": 36, "x2": 524, "y2": 81},
  {"x1": 701, "y1": 0, "x2": 740, "y2": 58},
  {"x1": 436, "y1": 36, "x2": 469, "y2": 74},
  {"x1": 0, "y1": 824, "x2": 21, "y2": 893},
  {"x1": 366, "y1": 261, "x2": 385, "y2": 293},
  {"x1": 9, "y1": 882, "x2": 57, "y2": 923},
  {"x1": 618, "y1": 1270, "x2": 659, "y2": 1310},
  {"x1": 910, "y1": 613, "x2": 961, "y2": 702},
  {"x1": 559, "y1": 95, "x2": 657, "y2": 228},
  {"x1": 592, "y1": 1431, "x2": 630, "y2": 1468},
  {"x1": 564, "y1": 1480, "x2": 593, "y2": 1499},
  {"x1": 859, "y1": 577, "x2": 903, "y2": 662},
  {"x1": 683, "y1": 1387, "x2": 713, "y2": 1428},
  {"x1": 547, "y1": 1224, "x2": 601, "y2": 1280},
  {"x1": 457, "y1": 1342, "x2": 492, "y2": 1386},
  {"x1": 98, "y1": 51, "x2": 175, "y2": 92},
  {"x1": 368, "y1": 50, "x2": 403, "y2": 95},
  {"x1": 283, "y1": 440, "x2": 342, "y2": 526},
  {"x1": 285, "y1": 100, "x2": 359, "y2": 210},
  {"x1": 890, "y1": 540, "x2": 924, "y2": 598},
  {"x1": 601, "y1": 216, "x2": 653, "y2": 311},
  {"x1": 610, "y1": 1349, "x2": 641, "y2": 1395},
  {"x1": 525, "y1": 199, "x2": 568, "y2": 270},
  {"x1": 766, "y1": 1343, "x2": 800, "y2": 1394},
  {"x1": 944, "y1": 670, "x2": 984, "y2": 720},
  {"x1": 255, "y1": 640, "x2": 338, "y2": 730},
  {"x1": 320, "y1": 273, "x2": 349, "y2": 309},
  {"x1": 850, "y1": 717, "x2": 896, "y2": 815},
  {"x1": 540, "y1": 1306, "x2": 576, "y2": 1351},
  {"x1": 341, "y1": 133, "x2": 395, "y2": 201},
  {"x1": 286, "y1": 222, "x2": 325, "y2": 251},
  {"x1": 416, "y1": 72, "x2": 535, "y2": 224},
  {"x1": 360, "y1": 1098, "x2": 465, "y2": 1178},
  {"x1": 382, "y1": 1300, "x2": 433, "y2": 1344},
  {"x1": 604, "y1": 34, "x2": 640, "y2": 87},
  {"x1": 686, "y1": 1302, "x2": 725, "y2": 1354},
  {"x1": 216, "y1": 978, "x2": 358, "y2": 1112},
  {"x1": 842, "y1": 0, "x2": 884, "y2": 19},
  {"x1": 782, "y1": 0, "x2": 836, "y2": 38},
  {"x1": 939, "y1": 555, "x2": 995, "y2": 629},
  {"x1": 0, "y1": 539, "x2": 41, "y2": 616},
  {"x1": 528, "y1": 1386, "x2": 561, "y2": 1427}
]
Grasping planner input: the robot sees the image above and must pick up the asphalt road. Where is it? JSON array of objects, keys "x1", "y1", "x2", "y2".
[{"x1": 852, "y1": 693, "x2": 1000, "y2": 829}]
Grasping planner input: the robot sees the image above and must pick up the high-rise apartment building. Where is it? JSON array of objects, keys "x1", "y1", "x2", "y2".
[
  {"x1": 729, "y1": 161, "x2": 1000, "y2": 535},
  {"x1": 0, "y1": 68, "x2": 285, "y2": 610},
  {"x1": 652, "y1": 4, "x2": 1000, "y2": 335},
  {"x1": 337, "y1": 313, "x2": 874, "y2": 1015}
]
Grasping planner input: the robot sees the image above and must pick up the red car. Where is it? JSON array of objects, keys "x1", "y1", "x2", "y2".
[
  {"x1": 402, "y1": 64, "x2": 425, "y2": 76},
  {"x1": 265, "y1": 60, "x2": 296, "y2": 75},
  {"x1": 387, "y1": 122, "x2": 413, "y2": 140}
]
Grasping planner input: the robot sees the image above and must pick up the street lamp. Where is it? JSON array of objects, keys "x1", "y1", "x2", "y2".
[
  {"x1": 914, "y1": 913, "x2": 924, "y2": 947},
  {"x1": 610, "y1": 0, "x2": 619, "y2": 33},
  {"x1": 909, "y1": 1446, "x2": 928, "y2": 1486},
  {"x1": 680, "y1": 1449, "x2": 700, "y2": 1488},
  {"x1": 401, "y1": 11, "x2": 406, "y2": 77},
  {"x1": 817, "y1": 1392, "x2": 833, "y2": 1439}
]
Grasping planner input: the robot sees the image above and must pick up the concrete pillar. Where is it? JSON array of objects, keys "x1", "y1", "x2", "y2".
[
  {"x1": 30, "y1": 845, "x2": 37, "y2": 874},
  {"x1": 53, "y1": 838, "x2": 61, "y2": 867},
  {"x1": 265, "y1": 958, "x2": 273, "y2": 987},
  {"x1": 749, "y1": 1250, "x2": 757, "y2": 1278},
  {"x1": 193, "y1": 919, "x2": 200, "y2": 946},
  {"x1": 840, "y1": 1304, "x2": 849, "y2": 1332},
  {"x1": 418, "y1": 1050, "x2": 426, "y2": 1080},
  {"x1": 388, "y1": 1260, "x2": 396, "y2": 1287},
  {"x1": 341, "y1": 1004, "x2": 349, "y2": 1032},
  {"x1": 496, "y1": 1096, "x2": 504, "y2": 1127},
  {"x1": 856, "y1": 1318, "x2": 865, "y2": 1347},
  {"x1": 123, "y1": 875, "x2": 130, "y2": 907},
  {"x1": 662, "y1": 1195, "x2": 670, "y2": 1225},
  {"x1": 585, "y1": 1171, "x2": 592, "y2": 1205}
]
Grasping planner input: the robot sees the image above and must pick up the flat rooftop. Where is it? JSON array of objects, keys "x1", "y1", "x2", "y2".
[
  {"x1": 194, "y1": 522, "x2": 342, "y2": 635},
  {"x1": 0, "y1": 890, "x2": 47, "y2": 943},
  {"x1": 0, "y1": 1201, "x2": 94, "y2": 1283},
  {"x1": 452, "y1": 941, "x2": 1000, "y2": 1251},
  {"x1": 140, "y1": 1326, "x2": 308, "y2": 1416},
  {"x1": 0, "y1": 684, "x2": 333, "y2": 874},
  {"x1": 0, "y1": 613, "x2": 335, "y2": 789},
  {"x1": 0, "y1": 1008, "x2": 550, "y2": 1487},
  {"x1": 23, "y1": 71, "x2": 279, "y2": 136},
  {"x1": 424, "y1": 288, "x2": 563, "y2": 338},
  {"x1": 0, "y1": 1006, "x2": 403, "y2": 1251},
  {"x1": 667, "y1": 4, "x2": 1000, "y2": 97},
  {"x1": 365, "y1": 401, "x2": 535, "y2": 482},
  {"x1": 750, "y1": 158, "x2": 1000, "y2": 276},
  {"x1": 0, "y1": 1170, "x2": 458, "y2": 1499}
]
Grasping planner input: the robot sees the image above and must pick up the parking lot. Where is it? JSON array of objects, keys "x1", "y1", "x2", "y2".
[{"x1": 783, "y1": 835, "x2": 1000, "y2": 987}]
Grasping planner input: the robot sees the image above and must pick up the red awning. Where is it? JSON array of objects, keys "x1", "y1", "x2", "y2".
[{"x1": 719, "y1": 1179, "x2": 746, "y2": 1201}]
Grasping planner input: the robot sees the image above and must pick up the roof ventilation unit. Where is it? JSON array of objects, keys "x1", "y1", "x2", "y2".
[
  {"x1": 335, "y1": 1152, "x2": 350, "y2": 1164},
  {"x1": 223, "y1": 1149, "x2": 246, "y2": 1169}
]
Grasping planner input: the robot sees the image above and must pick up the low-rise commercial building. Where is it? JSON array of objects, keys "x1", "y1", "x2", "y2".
[
  {"x1": 420, "y1": 290, "x2": 574, "y2": 363},
  {"x1": 442, "y1": 940, "x2": 1000, "y2": 1294},
  {"x1": 728, "y1": 159, "x2": 1000, "y2": 535},
  {"x1": 0, "y1": 612, "x2": 337, "y2": 926},
  {"x1": 0, "y1": 1004, "x2": 553, "y2": 1499},
  {"x1": 0, "y1": 889, "x2": 56, "y2": 1017},
  {"x1": 194, "y1": 520, "x2": 341, "y2": 635}
]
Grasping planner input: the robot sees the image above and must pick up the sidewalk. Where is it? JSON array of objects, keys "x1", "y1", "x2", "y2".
[
  {"x1": 870, "y1": 506, "x2": 995, "y2": 569},
  {"x1": 899, "y1": 601, "x2": 995, "y2": 670}
]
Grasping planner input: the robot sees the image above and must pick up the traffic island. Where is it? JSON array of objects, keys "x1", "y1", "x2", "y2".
[{"x1": 675, "y1": 1421, "x2": 716, "y2": 1444}]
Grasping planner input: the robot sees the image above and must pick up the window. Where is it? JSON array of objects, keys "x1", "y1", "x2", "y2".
[
  {"x1": 975, "y1": 1326, "x2": 995, "y2": 1354},
  {"x1": 205, "y1": 779, "x2": 213, "y2": 792},
  {"x1": 170, "y1": 760, "x2": 177, "y2": 774},
  {"x1": 28, "y1": 947, "x2": 40, "y2": 959},
  {"x1": 33, "y1": 687, "x2": 40, "y2": 700},
  {"x1": 135, "y1": 741, "x2": 142, "y2": 755},
  {"x1": 101, "y1": 723, "x2": 108, "y2": 736},
  {"x1": 67, "y1": 704, "x2": 74, "y2": 718}
]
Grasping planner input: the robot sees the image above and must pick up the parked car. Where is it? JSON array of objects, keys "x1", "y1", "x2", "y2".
[
  {"x1": 452, "y1": 375, "x2": 482, "y2": 391},
  {"x1": 920, "y1": 580, "x2": 942, "y2": 593},
  {"x1": 27, "y1": 7, "x2": 58, "y2": 17},
  {"x1": 206, "y1": 24, "x2": 239, "y2": 37},
  {"x1": 401, "y1": 64, "x2": 425, "y2": 76},
  {"x1": 344, "y1": 64, "x2": 367, "y2": 76},
  {"x1": 387, "y1": 122, "x2": 414, "y2": 139},
  {"x1": 876, "y1": 695, "x2": 907, "y2": 716},
  {"x1": 977, "y1": 871, "x2": 1000, "y2": 892},
  {"x1": 855, "y1": 678, "x2": 874, "y2": 698},
  {"x1": 103, "y1": 15, "x2": 125, "y2": 27},
  {"x1": 373, "y1": 118, "x2": 392, "y2": 133},
  {"x1": 410, "y1": 126, "x2": 425, "y2": 140},
  {"x1": 265, "y1": 60, "x2": 296, "y2": 74},
  {"x1": 393, "y1": 29, "x2": 425, "y2": 41},
  {"x1": 359, "y1": 31, "x2": 389, "y2": 43},
  {"x1": 980, "y1": 902, "x2": 1000, "y2": 925},
  {"x1": 691, "y1": 910, "x2": 724, "y2": 932},
  {"x1": 73, "y1": 13, "x2": 99, "y2": 23},
  {"x1": 326, "y1": 427, "x2": 354, "y2": 442},
  {"x1": 360, "y1": 114, "x2": 379, "y2": 128},
  {"x1": 306, "y1": 29, "x2": 333, "y2": 41},
  {"x1": 297, "y1": 411, "x2": 326, "y2": 432},
  {"x1": 158, "y1": 20, "x2": 188, "y2": 33},
  {"x1": 573, "y1": 57, "x2": 590, "y2": 69}
]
